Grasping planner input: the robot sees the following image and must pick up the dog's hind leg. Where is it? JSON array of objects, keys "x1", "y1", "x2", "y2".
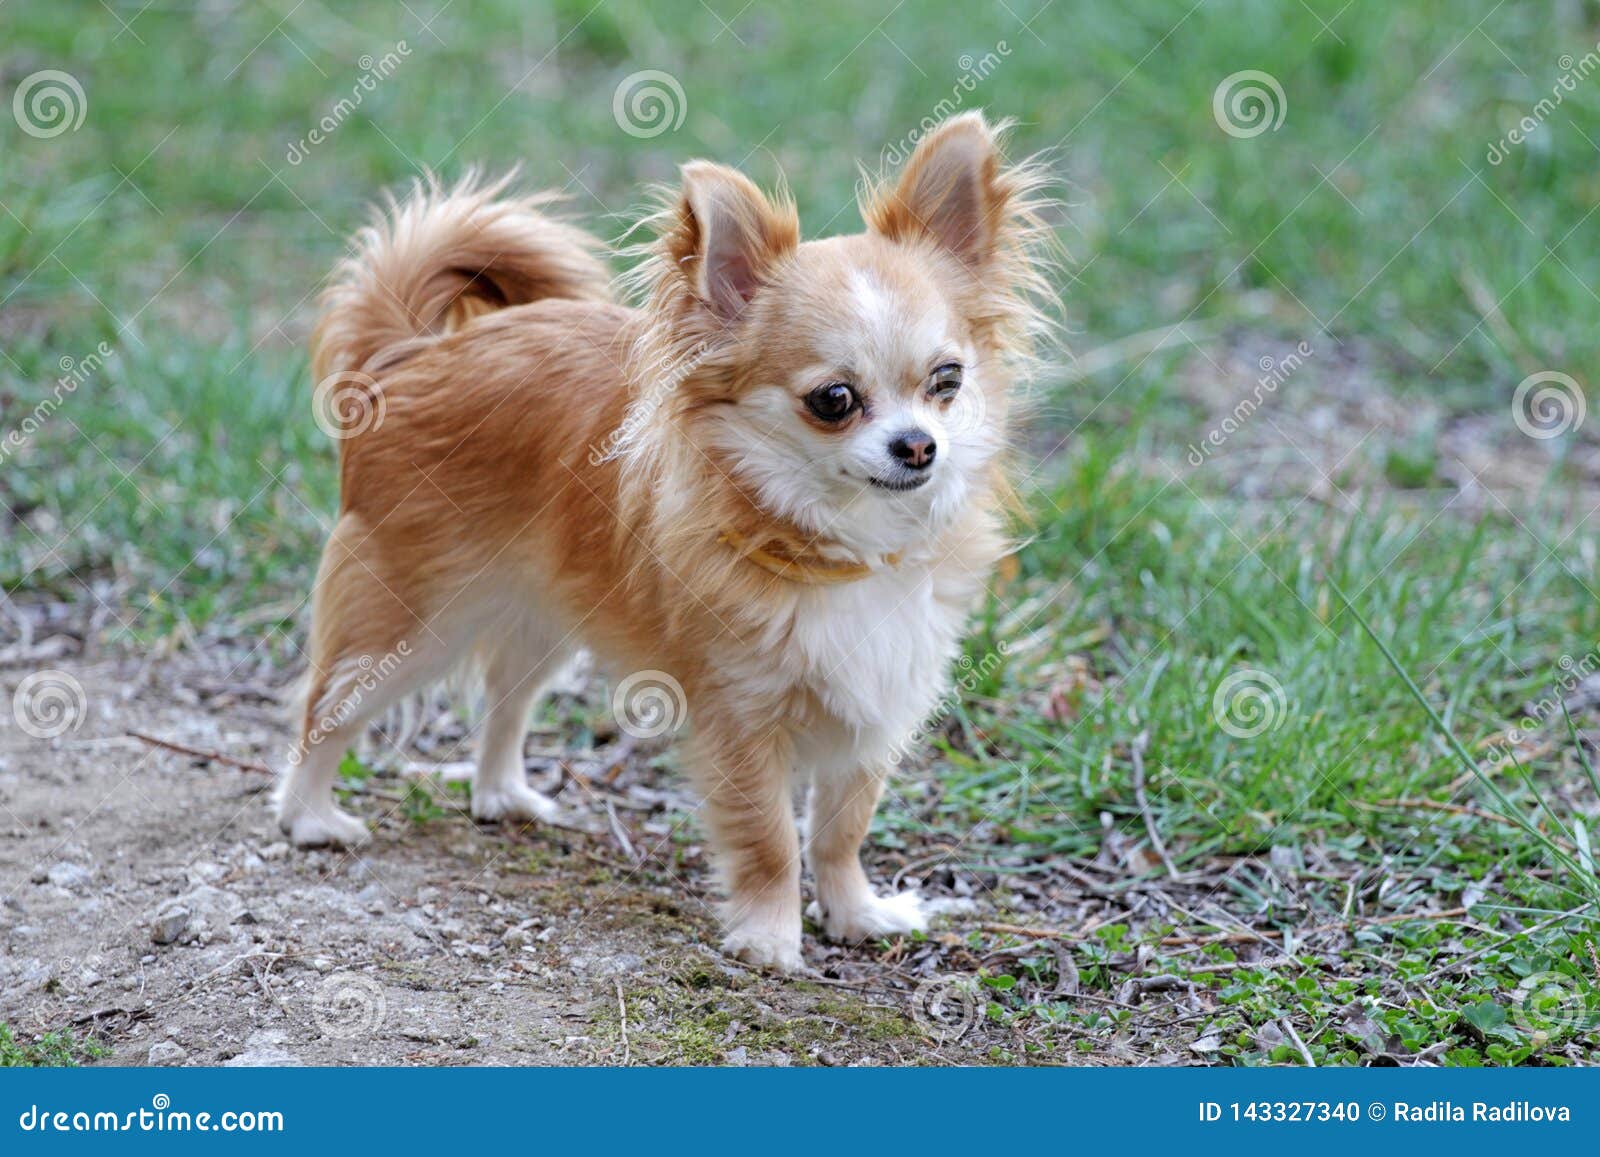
[
  {"x1": 276, "y1": 516, "x2": 455, "y2": 847},
  {"x1": 277, "y1": 690, "x2": 378, "y2": 849},
  {"x1": 470, "y1": 621, "x2": 572, "y2": 824}
]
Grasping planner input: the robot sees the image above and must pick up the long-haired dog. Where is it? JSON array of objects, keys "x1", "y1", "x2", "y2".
[{"x1": 276, "y1": 112, "x2": 1053, "y2": 971}]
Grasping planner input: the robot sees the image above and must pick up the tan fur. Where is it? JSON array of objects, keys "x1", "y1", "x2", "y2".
[{"x1": 276, "y1": 113, "x2": 1057, "y2": 971}]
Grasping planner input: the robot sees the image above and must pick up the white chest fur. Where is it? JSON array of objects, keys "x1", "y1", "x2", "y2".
[{"x1": 780, "y1": 559, "x2": 977, "y2": 772}]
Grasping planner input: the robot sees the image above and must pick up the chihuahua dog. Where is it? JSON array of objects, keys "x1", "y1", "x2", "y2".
[{"x1": 276, "y1": 112, "x2": 1052, "y2": 971}]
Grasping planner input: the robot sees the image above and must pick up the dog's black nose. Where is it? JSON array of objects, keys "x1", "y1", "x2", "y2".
[{"x1": 889, "y1": 430, "x2": 937, "y2": 470}]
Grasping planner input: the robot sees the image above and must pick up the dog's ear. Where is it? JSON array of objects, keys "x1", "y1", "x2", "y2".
[
  {"x1": 865, "y1": 112, "x2": 1007, "y2": 269},
  {"x1": 673, "y1": 162, "x2": 798, "y2": 320}
]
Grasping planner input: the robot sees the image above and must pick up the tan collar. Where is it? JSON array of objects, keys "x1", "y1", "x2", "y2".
[{"x1": 718, "y1": 528, "x2": 901, "y2": 586}]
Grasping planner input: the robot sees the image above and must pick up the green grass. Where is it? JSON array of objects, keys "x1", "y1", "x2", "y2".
[
  {"x1": 7, "y1": 0, "x2": 1600, "y2": 623},
  {"x1": 3, "y1": 0, "x2": 1598, "y2": 1064},
  {"x1": 0, "y1": 1023, "x2": 106, "y2": 1068},
  {"x1": 902, "y1": 431, "x2": 1600, "y2": 1060}
]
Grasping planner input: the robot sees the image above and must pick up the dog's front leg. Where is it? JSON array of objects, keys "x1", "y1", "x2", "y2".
[
  {"x1": 805, "y1": 764, "x2": 927, "y2": 941},
  {"x1": 689, "y1": 727, "x2": 804, "y2": 973}
]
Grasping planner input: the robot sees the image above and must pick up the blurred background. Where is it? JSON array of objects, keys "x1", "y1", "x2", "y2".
[{"x1": 1, "y1": 1, "x2": 1597, "y2": 1065}]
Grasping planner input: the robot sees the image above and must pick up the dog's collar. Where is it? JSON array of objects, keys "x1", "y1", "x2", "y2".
[{"x1": 718, "y1": 528, "x2": 901, "y2": 586}]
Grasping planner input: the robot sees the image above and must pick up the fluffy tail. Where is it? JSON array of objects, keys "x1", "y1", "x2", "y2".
[{"x1": 312, "y1": 170, "x2": 611, "y2": 382}]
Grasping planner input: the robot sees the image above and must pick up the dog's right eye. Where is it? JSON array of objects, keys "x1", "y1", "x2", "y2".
[{"x1": 806, "y1": 382, "x2": 858, "y2": 422}]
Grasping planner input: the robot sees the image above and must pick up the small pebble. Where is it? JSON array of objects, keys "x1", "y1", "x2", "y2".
[
  {"x1": 148, "y1": 1041, "x2": 187, "y2": 1066},
  {"x1": 150, "y1": 907, "x2": 191, "y2": 945}
]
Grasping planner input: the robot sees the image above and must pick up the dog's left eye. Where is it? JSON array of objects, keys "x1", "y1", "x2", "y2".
[
  {"x1": 930, "y1": 363, "x2": 963, "y2": 397},
  {"x1": 807, "y1": 382, "x2": 859, "y2": 421}
]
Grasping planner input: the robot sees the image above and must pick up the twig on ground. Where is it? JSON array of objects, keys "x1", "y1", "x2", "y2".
[
  {"x1": 1160, "y1": 907, "x2": 1471, "y2": 947},
  {"x1": 1356, "y1": 797, "x2": 1577, "y2": 852},
  {"x1": 69, "y1": 1005, "x2": 152, "y2": 1028},
  {"x1": 128, "y1": 730, "x2": 271, "y2": 774},
  {"x1": 1422, "y1": 903, "x2": 1594, "y2": 982},
  {"x1": 1163, "y1": 897, "x2": 1289, "y2": 958},
  {"x1": 1179, "y1": 957, "x2": 1313, "y2": 974},
  {"x1": 1117, "y1": 973, "x2": 1194, "y2": 1003},
  {"x1": 600, "y1": 736, "x2": 636, "y2": 784},
  {"x1": 606, "y1": 801, "x2": 638, "y2": 863},
  {"x1": 1280, "y1": 1017, "x2": 1316, "y2": 1066},
  {"x1": 982, "y1": 906, "x2": 1472, "y2": 947},
  {"x1": 616, "y1": 979, "x2": 631, "y2": 1066}
]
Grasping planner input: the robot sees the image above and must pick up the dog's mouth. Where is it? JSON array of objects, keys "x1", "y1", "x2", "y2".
[{"x1": 866, "y1": 472, "x2": 932, "y2": 493}]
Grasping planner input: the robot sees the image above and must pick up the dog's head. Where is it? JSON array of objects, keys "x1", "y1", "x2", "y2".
[{"x1": 632, "y1": 113, "x2": 1052, "y2": 556}]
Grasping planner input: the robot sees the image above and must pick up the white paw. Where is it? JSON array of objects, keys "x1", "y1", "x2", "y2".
[
  {"x1": 278, "y1": 803, "x2": 370, "y2": 848},
  {"x1": 471, "y1": 780, "x2": 562, "y2": 825},
  {"x1": 808, "y1": 890, "x2": 927, "y2": 942},
  {"x1": 722, "y1": 922, "x2": 805, "y2": 973}
]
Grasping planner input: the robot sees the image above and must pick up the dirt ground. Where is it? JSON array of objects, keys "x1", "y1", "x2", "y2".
[
  {"x1": 7, "y1": 346, "x2": 1590, "y2": 1068},
  {"x1": 0, "y1": 647, "x2": 1028, "y2": 1068}
]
